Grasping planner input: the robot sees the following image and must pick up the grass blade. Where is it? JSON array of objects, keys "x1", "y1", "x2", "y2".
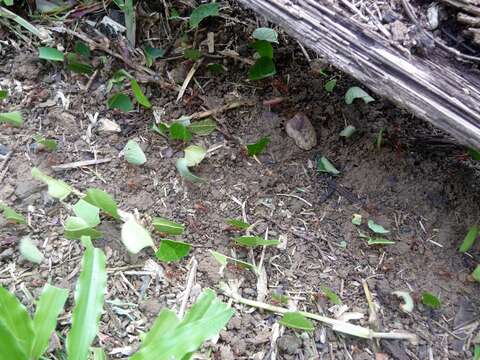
[
  {"x1": 0, "y1": 321, "x2": 28, "y2": 360},
  {"x1": 31, "y1": 284, "x2": 68, "y2": 359},
  {"x1": 0, "y1": 6, "x2": 50, "y2": 41},
  {"x1": 66, "y1": 237, "x2": 107, "y2": 360}
]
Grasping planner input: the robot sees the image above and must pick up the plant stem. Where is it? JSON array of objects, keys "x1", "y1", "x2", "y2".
[{"x1": 0, "y1": 6, "x2": 50, "y2": 41}]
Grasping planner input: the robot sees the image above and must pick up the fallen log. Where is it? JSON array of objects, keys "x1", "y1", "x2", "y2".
[{"x1": 238, "y1": 0, "x2": 480, "y2": 149}]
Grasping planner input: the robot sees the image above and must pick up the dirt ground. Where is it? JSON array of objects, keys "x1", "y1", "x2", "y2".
[{"x1": 1, "y1": 2, "x2": 480, "y2": 359}]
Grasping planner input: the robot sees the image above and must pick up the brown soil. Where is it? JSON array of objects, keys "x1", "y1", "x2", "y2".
[{"x1": 1, "y1": 2, "x2": 479, "y2": 359}]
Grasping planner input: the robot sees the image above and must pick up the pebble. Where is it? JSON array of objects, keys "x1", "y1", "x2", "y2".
[
  {"x1": 285, "y1": 113, "x2": 317, "y2": 150},
  {"x1": 277, "y1": 335, "x2": 302, "y2": 355},
  {"x1": 0, "y1": 143, "x2": 9, "y2": 156}
]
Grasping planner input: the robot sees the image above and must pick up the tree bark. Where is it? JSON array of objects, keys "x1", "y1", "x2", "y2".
[{"x1": 238, "y1": 0, "x2": 480, "y2": 149}]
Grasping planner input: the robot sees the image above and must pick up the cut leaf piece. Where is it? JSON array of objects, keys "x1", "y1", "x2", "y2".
[
  {"x1": 31, "y1": 167, "x2": 72, "y2": 200},
  {"x1": 184, "y1": 145, "x2": 206, "y2": 167},
  {"x1": 252, "y1": 27, "x2": 278, "y2": 43},
  {"x1": 366, "y1": 237, "x2": 394, "y2": 246},
  {"x1": 351, "y1": 213, "x2": 362, "y2": 226},
  {"x1": 0, "y1": 321, "x2": 28, "y2": 360},
  {"x1": 66, "y1": 53, "x2": 93, "y2": 75},
  {"x1": 107, "y1": 92, "x2": 133, "y2": 112},
  {"x1": 340, "y1": 125, "x2": 356, "y2": 138},
  {"x1": 189, "y1": 3, "x2": 219, "y2": 28},
  {"x1": 155, "y1": 239, "x2": 191, "y2": 262},
  {"x1": 34, "y1": 135, "x2": 58, "y2": 151},
  {"x1": 246, "y1": 137, "x2": 270, "y2": 156},
  {"x1": 468, "y1": 147, "x2": 480, "y2": 161},
  {"x1": 0, "y1": 89, "x2": 8, "y2": 100},
  {"x1": 176, "y1": 158, "x2": 205, "y2": 183},
  {"x1": 391, "y1": 291, "x2": 414, "y2": 313},
  {"x1": 210, "y1": 250, "x2": 256, "y2": 271},
  {"x1": 66, "y1": 237, "x2": 107, "y2": 360},
  {"x1": 64, "y1": 217, "x2": 103, "y2": 240},
  {"x1": 123, "y1": 140, "x2": 146, "y2": 165},
  {"x1": 0, "y1": 111, "x2": 23, "y2": 127},
  {"x1": 31, "y1": 284, "x2": 68, "y2": 359},
  {"x1": 144, "y1": 46, "x2": 165, "y2": 67},
  {"x1": 472, "y1": 265, "x2": 480, "y2": 282},
  {"x1": 320, "y1": 286, "x2": 341, "y2": 305},
  {"x1": 324, "y1": 79, "x2": 337, "y2": 93},
  {"x1": 170, "y1": 122, "x2": 192, "y2": 142},
  {"x1": 74, "y1": 41, "x2": 91, "y2": 57},
  {"x1": 251, "y1": 40, "x2": 273, "y2": 59},
  {"x1": 130, "y1": 78, "x2": 151, "y2": 108},
  {"x1": 226, "y1": 219, "x2": 250, "y2": 230},
  {"x1": 235, "y1": 236, "x2": 280, "y2": 248},
  {"x1": 73, "y1": 199, "x2": 100, "y2": 228},
  {"x1": 188, "y1": 118, "x2": 217, "y2": 135},
  {"x1": 421, "y1": 292, "x2": 441, "y2": 310},
  {"x1": 317, "y1": 156, "x2": 340, "y2": 175},
  {"x1": 38, "y1": 47, "x2": 64, "y2": 62},
  {"x1": 152, "y1": 217, "x2": 185, "y2": 235},
  {"x1": 121, "y1": 218, "x2": 154, "y2": 254},
  {"x1": 0, "y1": 203, "x2": 26, "y2": 224},
  {"x1": 249, "y1": 57, "x2": 276, "y2": 81},
  {"x1": 345, "y1": 86, "x2": 375, "y2": 104},
  {"x1": 83, "y1": 188, "x2": 119, "y2": 219},
  {"x1": 184, "y1": 48, "x2": 202, "y2": 60},
  {"x1": 367, "y1": 220, "x2": 390, "y2": 234},
  {"x1": 19, "y1": 236, "x2": 44, "y2": 264},
  {"x1": 279, "y1": 312, "x2": 314, "y2": 331},
  {"x1": 459, "y1": 225, "x2": 479, "y2": 253}
]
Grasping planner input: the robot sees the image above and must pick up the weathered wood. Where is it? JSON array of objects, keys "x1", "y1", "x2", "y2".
[{"x1": 238, "y1": 0, "x2": 480, "y2": 148}]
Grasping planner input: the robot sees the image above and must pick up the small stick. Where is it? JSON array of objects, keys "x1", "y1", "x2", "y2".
[
  {"x1": 51, "y1": 158, "x2": 111, "y2": 171},
  {"x1": 176, "y1": 59, "x2": 204, "y2": 102},
  {"x1": 0, "y1": 150, "x2": 13, "y2": 183},
  {"x1": 178, "y1": 257, "x2": 198, "y2": 318},
  {"x1": 84, "y1": 69, "x2": 99, "y2": 92}
]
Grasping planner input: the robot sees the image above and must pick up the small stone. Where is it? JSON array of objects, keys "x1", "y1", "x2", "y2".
[
  {"x1": 390, "y1": 20, "x2": 408, "y2": 42},
  {"x1": 277, "y1": 334, "x2": 302, "y2": 355},
  {"x1": 0, "y1": 143, "x2": 9, "y2": 156},
  {"x1": 285, "y1": 113, "x2": 317, "y2": 150}
]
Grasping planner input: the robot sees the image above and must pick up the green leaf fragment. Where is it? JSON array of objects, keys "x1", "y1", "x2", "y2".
[
  {"x1": 279, "y1": 312, "x2": 315, "y2": 331},
  {"x1": 345, "y1": 86, "x2": 375, "y2": 104},
  {"x1": 317, "y1": 156, "x2": 340, "y2": 175},
  {"x1": 320, "y1": 286, "x2": 342, "y2": 305},
  {"x1": 144, "y1": 46, "x2": 165, "y2": 67},
  {"x1": 421, "y1": 292, "x2": 441, "y2": 310},
  {"x1": 0, "y1": 203, "x2": 26, "y2": 224},
  {"x1": 73, "y1": 199, "x2": 101, "y2": 228},
  {"x1": 19, "y1": 236, "x2": 44, "y2": 264},
  {"x1": 184, "y1": 145, "x2": 206, "y2": 166},
  {"x1": 249, "y1": 57, "x2": 276, "y2": 81},
  {"x1": 123, "y1": 140, "x2": 147, "y2": 165},
  {"x1": 64, "y1": 217, "x2": 103, "y2": 240},
  {"x1": 152, "y1": 217, "x2": 185, "y2": 235},
  {"x1": 155, "y1": 239, "x2": 191, "y2": 262},
  {"x1": 340, "y1": 125, "x2": 356, "y2": 138},
  {"x1": 66, "y1": 53, "x2": 93, "y2": 75},
  {"x1": 121, "y1": 218, "x2": 154, "y2": 254},
  {"x1": 252, "y1": 27, "x2": 278, "y2": 43},
  {"x1": 0, "y1": 111, "x2": 23, "y2": 126},
  {"x1": 210, "y1": 250, "x2": 257, "y2": 271},
  {"x1": 235, "y1": 236, "x2": 280, "y2": 248},
  {"x1": 207, "y1": 63, "x2": 225, "y2": 74},
  {"x1": 366, "y1": 237, "x2": 394, "y2": 245},
  {"x1": 107, "y1": 92, "x2": 133, "y2": 112},
  {"x1": 170, "y1": 122, "x2": 192, "y2": 142},
  {"x1": 472, "y1": 265, "x2": 480, "y2": 282},
  {"x1": 189, "y1": 3, "x2": 219, "y2": 28},
  {"x1": 130, "y1": 78, "x2": 151, "y2": 108},
  {"x1": 38, "y1": 47, "x2": 64, "y2": 62},
  {"x1": 226, "y1": 219, "x2": 250, "y2": 230},
  {"x1": 351, "y1": 213, "x2": 362, "y2": 226},
  {"x1": 0, "y1": 321, "x2": 28, "y2": 360},
  {"x1": 0, "y1": 89, "x2": 8, "y2": 100},
  {"x1": 324, "y1": 79, "x2": 337, "y2": 93},
  {"x1": 187, "y1": 118, "x2": 217, "y2": 135},
  {"x1": 468, "y1": 147, "x2": 480, "y2": 161},
  {"x1": 31, "y1": 167, "x2": 72, "y2": 200},
  {"x1": 83, "y1": 188, "x2": 119, "y2": 219},
  {"x1": 367, "y1": 220, "x2": 390, "y2": 234},
  {"x1": 74, "y1": 41, "x2": 91, "y2": 57},
  {"x1": 251, "y1": 40, "x2": 274, "y2": 59},
  {"x1": 459, "y1": 225, "x2": 479, "y2": 253},
  {"x1": 246, "y1": 137, "x2": 270, "y2": 156},
  {"x1": 34, "y1": 135, "x2": 57, "y2": 151},
  {"x1": 184, "y1": 48, "x2": 202, "y2": 60},
  {"x1": 474, "y1": 345, "x2": 480, "y2": 360},
  {"x1": 176, "y1": 158, "x2": 206, "y2": 183},
  {"x1": 91, "y1": 348, "x2": 106, "y2": 360}
]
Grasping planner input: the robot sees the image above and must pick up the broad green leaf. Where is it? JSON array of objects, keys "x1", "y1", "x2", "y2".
[
  {"x1": 0, "y1": 111, "x2": 23, "y2": 126},
  {"x1": 0, "y1": 203, "x2": 26, "y2": 224},
  {"x1": 279, "y1": 312, "x2": 314, "y2": 331},
  {"x1": 226, "y1": 219, "x2": 250, "y2": 230},
  {"x1": 468, "y1": 148, "x2": 480, "y2": 161},
  {"x1": 19, "y1": 236, "x2": 43, "y2": 264},
  {"x1": 152, "y1": 217, "x2": 185, "y2": 235},
  {"x1": 130, "y1": 78, "x2": 151, "y2": 108},
  {"x1": 170, "y1": 123, "x2": 192, "y2": 142},
  {"x1": 421, "y1": 292, "x2": 441, "y2": 309},
  {"x1": 184, "y1": 48, "x2": 202, "y2": 60},
  {"x1": 367, "y1": 237, "x2": 394, "y2": 245},
  {"x1": 251, "y1": 40, "x2": 273, "y2": 59},
  {"x1": 459, "y1": 225, "x2": 479, "y2": 253},
  {"x1": 31, "y1": 284, "x2": 68, "y2": 359},
  {"x1": 0, "y1": 286, "x2": 34, "y2": 354},
  {"x1": 123, "y1": 140, "x2": 146, "y2": 165},
  {"x1": 188, "y1": 118, "x2": 217, "y2": 135},
  {"x1": 74, "y1": 41, "x2": 91, "y2": 57},
  {"x1": 107, "y1": 92, "x2": 133, "y2": 112},
  {"x1": 351, "y1": 213, "x2": 362, "y2": 226},
  {"x1": 155, "y1": 239, "x2": 191, "y2": 262},
  {"x1": 66, "y1": 54, "x2": 93, "y2": 75},
  {"x1": 34, "y1": 135, "x2": 57, "y2": 151},
  {"x1": 345, "y1": 86, "x2": 374, "y2": 104},
  {"x1": 73, "y1": 199, "x2": 101, "y2": 228},
  {"x1": 249, "y1": 57, "x2": 276, "y2": 81},
  {"x1": 252, "y1": 27, "x2": 278, "y2": 43},
  {"x1": 235, "y1": 236, "x2": 280, "y2": 248},
  {"x1": 31, "y1": 167, "x2": 72, "y2": 200},
  {"x1": 176, "y1": 158, "x2": 205, "y2": 183},
  {"x1": 91, "y1": 348, "x2": 106, "y2": 360},
  {"x1": 317, "y1": 156, "x2": 340, "y2": 175},
  {"x1": 320, "y1": 286, "x2": 341, "y2": 305},
  {"x1": 66, "y1": 237, "x2": 107, "y2": 360},
  {"x1": 38, "y1": 47, "x2": 64, "y2": 62},
  {"x1": 130, "y1": 289, "x2": 234, "y2": 360},
  {"x1": 184, "y1": 145, "x2": 206, "y2": 167},
  {"x1": 472, "y1": 265, "x2": 480, "y2": 282},
  {"x1": 340, "y1": 125, "x2": 356, "y2": 138},
  {"x1": 246, "y1": 137, "x2": 270, "y2": 156},
  {"x1": 121, "y1": 218, "x2": 154, "y2": 254},
  {"x1": 189, "y1": 3, "x2": 219, "y2": 28},
  {"x1": 0, "y1": 89, "x2": 8, "y2": 100},
  {"x1": 367, "y1": 220, "x2": 390, "y2": 234},
  {"x1": 83, "y1": 188, "x2": 119, "y2": 219},
  {"x1": 210, "y1": 250, "x2": 256, "y2": 271},
  {"x1": 324, "y1": 79, "x2": 337, "y2": 93},
  {"x1": 0, "y1": 321, "x2": 28, "y2": 360},
  {"x1": 144, "y1": 46, "x2": 165, "y2": 67},
  {"x1": 64, "y1": 217, "x2": 103, "y2": 240}
]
